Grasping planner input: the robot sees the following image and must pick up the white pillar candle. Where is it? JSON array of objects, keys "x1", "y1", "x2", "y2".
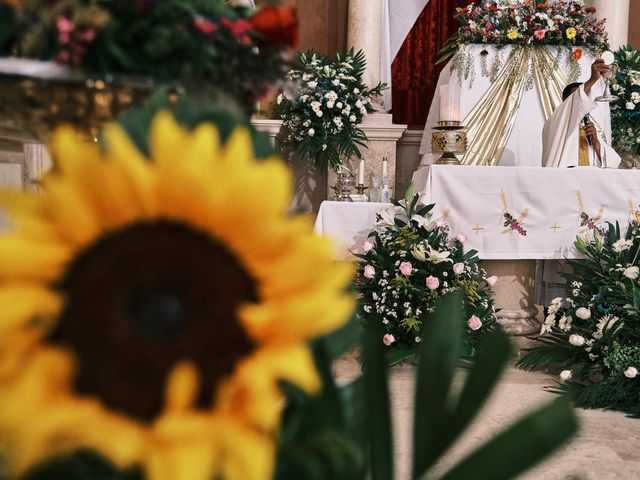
[
  {"x1": 382, "y1": 157, "x2": 388, "y2": 179},
  {"x1": 439, "y1": 83, "x2": 461, "y2": 122},
  {"x1": 358, "y1": 159, "x2": 365, "y2": 185}
]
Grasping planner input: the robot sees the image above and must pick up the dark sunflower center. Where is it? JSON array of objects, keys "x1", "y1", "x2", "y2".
[{"x1": 47, "y1": 221, "x2": 257, "y2": 423}]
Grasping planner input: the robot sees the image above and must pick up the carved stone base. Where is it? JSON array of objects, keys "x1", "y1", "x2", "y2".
[{"x1": 483, "y1": 260, "x2": 540, "y2": 336}]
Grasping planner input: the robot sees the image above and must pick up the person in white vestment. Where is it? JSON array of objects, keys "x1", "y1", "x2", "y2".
[{"x1": 542, "y1": 59, "x2": 621, "y2": 169}]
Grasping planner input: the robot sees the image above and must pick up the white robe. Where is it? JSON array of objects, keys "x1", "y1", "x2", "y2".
[{"x1": 542, "y1": 80, "x2": 621, "y2": 169}]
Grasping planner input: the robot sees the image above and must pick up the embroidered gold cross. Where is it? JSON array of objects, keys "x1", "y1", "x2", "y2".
[
  {"x1": 550, "y1": 222, "x2": 561, "y2": 233},
  {"x1": 472, "y1": 224, "x2": 485, "y2": 235}
]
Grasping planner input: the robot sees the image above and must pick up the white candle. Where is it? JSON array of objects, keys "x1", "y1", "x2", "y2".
[
  {"x1": 358, "y1": 159, "x2": 365, "y2": 185},
  {"x1": 439, "y1": 83, "x2": 460, "y2": 122},
  {"x1": 382, "y1": 158, "x2": 388, "y2": 179}
]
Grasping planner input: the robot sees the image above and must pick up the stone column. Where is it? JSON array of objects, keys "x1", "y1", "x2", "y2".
[
  {"x1": 483, "y1": 260, "x2": 540, "y2": 337},
  {"x1": 342, "y1": 0, "x2": 407, "y2": 199},
  {"x1": 347, "y1": 0, "x2": 384, "y2": 93},
  {"x1": 589, "y1": 0, "x2": 630, "y2": 51}
]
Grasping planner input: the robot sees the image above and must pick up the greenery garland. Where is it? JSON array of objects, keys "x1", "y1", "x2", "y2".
[
  {"x1": 354, "y1": 186, "x2": 498, "y2": 365},
  {"x1": 519, "y1": 221, "x2": 640, "y2": 417}
]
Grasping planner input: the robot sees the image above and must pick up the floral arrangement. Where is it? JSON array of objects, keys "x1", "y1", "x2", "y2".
[
  {"x1": 611, "y1": 45, "x2": 640, "y2": 159},
  {"x1": 0, "y1": 0, "x2": 297, "y2": 110},
  {"x1": 519, "y1": 221, "x2": 640, "y2": 416},
  {"x1": 440, "y1": 0, "x2": 608, "y2": 65},
  {"x1": 354, "y1": 186, "x2": 498, "y2": 364},
  {"x1": 276, "y1": 49, "x2": 386, "y2": 172}
]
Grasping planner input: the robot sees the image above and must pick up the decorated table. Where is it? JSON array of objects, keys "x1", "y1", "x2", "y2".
[{"x1": 412, "y1": 165, "x2": 640, "y2": 259}]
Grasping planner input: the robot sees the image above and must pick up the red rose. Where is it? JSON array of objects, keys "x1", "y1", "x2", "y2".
[{"x1": 251, "y1": 6, "x2": 298, "y2": 48}]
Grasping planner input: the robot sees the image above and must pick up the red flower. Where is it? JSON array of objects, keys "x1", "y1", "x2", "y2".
[
  {"x1": 250, "y1": 6, "x2": 298, "y2": 48},
  {"x1": 193, "y1": 17, "x2": 218, "y2": 35},
  {"x1": 537, "y1": 3, "x2": 549, "y2": 8},
  {"x1": 488, "y1": 5, "x2": 499, "y2": 12},
  {"x1": 572, "y1": 48, "x2": 583, "y2": 60},
  {"x1": 534, "y1": 29, "x2": 546, "y2": 40},
  {"x1": 222, "y1": 18, "x2": 253, "y2": 41}
]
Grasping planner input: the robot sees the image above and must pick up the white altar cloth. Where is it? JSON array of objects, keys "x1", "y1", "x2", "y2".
[
  {"x1": 413, "y1": 165, "x2": 640, "y2": 259},
  {"x1": 314, "y1": 201, "x2": 387, "y2": 259},
  {"x1": 419, "y1": 45, "x2": 612, "y2": 167}
]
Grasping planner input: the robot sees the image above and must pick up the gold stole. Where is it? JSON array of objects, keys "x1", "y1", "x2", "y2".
[{"x1": 578, "y1": 128, "x2": 590, "y2": 167}]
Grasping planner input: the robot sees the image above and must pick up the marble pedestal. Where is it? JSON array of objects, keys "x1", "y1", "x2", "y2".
[{"x1": 483, "y1": 260, "x2": 540, "y2": 337}]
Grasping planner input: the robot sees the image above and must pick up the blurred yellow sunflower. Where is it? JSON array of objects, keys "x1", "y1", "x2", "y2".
[{"x1": 0, "y1": 112, "x2": 354, "y2": 480}]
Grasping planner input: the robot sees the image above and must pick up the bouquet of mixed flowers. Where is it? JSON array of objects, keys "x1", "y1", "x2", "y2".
[
  {"x1": 276, "y1": 49, "x2": 386, "y2": 172},
  {"x1": 611, "y1": 45, "x2": 640, "y2": 159},
  {"x1": 519, "y1": 220, "x2": 640, "y2": 416},
  {"x1": 354, "y1": 186, "x2": 498, "y2": 364},
  {"x1": 0, "y1": 0, "x2": 297, "y2": 110},
  {"x1": 439, "y1": 0, "x2": 608, "y2": 65}
]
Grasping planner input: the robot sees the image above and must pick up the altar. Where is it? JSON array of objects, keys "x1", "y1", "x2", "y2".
[{"x1": 418, "y1": 45, "x2": 613, "y2": 167}]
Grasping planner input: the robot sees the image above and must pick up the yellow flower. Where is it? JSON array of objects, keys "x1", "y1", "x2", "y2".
[
  {"x1": 566, "y1": 27, "x2": 577, "y2": 40},
  {"x1": 506, "y1": 31, "x2": 520, "y2": 40},
  {"x1": 0, "y1": 112, "x2": 354, "y2": 480}
]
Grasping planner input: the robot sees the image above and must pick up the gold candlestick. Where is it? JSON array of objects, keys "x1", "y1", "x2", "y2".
[
  {"x1": 431, "y1": 120, "x2": 467, "y2": 165},
  {"x1": 355, "y1": 184, "x2": 369, "y2": 195}
]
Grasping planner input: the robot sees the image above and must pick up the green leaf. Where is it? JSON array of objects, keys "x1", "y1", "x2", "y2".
[
  {"x1": 440, "y1": 398, "x2": 578, "y2": 480},
  {"x1": 363, "y1": 323, "x2": 394, "y2": 480},
  {"x1": 412, "y1": 291, "x2": 464, "y2": 478}
]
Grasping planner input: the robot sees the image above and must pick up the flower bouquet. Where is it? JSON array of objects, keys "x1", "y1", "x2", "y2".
[
  {"x1": 354, "y1": 186, "x2": 498, "y2": 364},
  {"x1": 276, "y1": 49, "x2": 387, "y2": 172},
  {"x1": 519, "y1": 221, "x2": 640, "y2": 416},
  {"x1": 439, "y1": 0, "x2": 608, "y2": 69},
  {"x1": 611, "y1": 45, "x2": 640, "y2": 166},
  {"x1": 0, "y1": 0, "x2": 297, "y2": 138}
]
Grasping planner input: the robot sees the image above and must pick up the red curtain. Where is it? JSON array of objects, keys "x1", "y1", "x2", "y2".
[{"x1": 391, "y1": 0, "x2": 473, "y2": 126}]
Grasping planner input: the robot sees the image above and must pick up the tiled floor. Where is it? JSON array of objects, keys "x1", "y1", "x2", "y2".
[{"x1": 334, "y1": 356, "x2": 640, "y2": 480}]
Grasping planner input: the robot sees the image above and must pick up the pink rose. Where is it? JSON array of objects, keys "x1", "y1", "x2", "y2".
[
  {"x1": 363, "y1": 265, "x2": 375, "y2": 279},
  {"x1": 534, "y1": 29, "x2": 546, "y2": 40},
  {"x1": 399, "y1": 261, "x2": 413, "y2": 276},
  {"x1": 361, "y1": 240, "x2": 374, "y2": 253},
  {"x1": 453, "y1": 263, "x2": 465, "y2": 275},
  {"x1": 426, "y1": 276, "x2": 440, "y2": 290},
  {"x1": 468, "y1": 315, "x2": 483, "y2": 331},
  {"x1": 383, "y1": 334, "x2": 396, "y2": 346},
  {"x1": 486, "y1": 275, "x2": 498, "y2": 286},
  {"x1": 455, "y1": 233, "x2": 468, "y2": 243}
]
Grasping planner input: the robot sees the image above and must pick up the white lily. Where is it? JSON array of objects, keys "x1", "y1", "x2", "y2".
[
  {"x1": 426, "y1": 245, "x2": 452, "y2": 264},
  {"x1": 376, "y1": 207, "x2": 396, "y2": 228},
  {"x1": 411, "y1": 244, "x2": 427, "y2": 262}
]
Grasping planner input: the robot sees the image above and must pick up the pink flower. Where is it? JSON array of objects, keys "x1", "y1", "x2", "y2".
[
  {"x1": 534, "y1": 29, "x2": 547, "y2": 40},
  {"x1": 453, "y1": 263, "x2": 465, "y2": 275},
  {"x1": 455, "y1": 233, "x2": 468, "y2": 243},
  {"x1": 399, "y1": 261, "x2": 413, "y2": 276},
  {"x1": 383, "y1": 334, "x2": 396, "y2": 346},
  {"x1": 56, "y1": 16, "x2": 75, "y2": 34},
  {"x1": 426, "y1": 276, "x2": 440, "y2": 290},
  {"x1": 361, "y1": 240, "x2": 374, "y2": 253},
  {"x1": 363, "y1": 265, "x2": 375, "y2": 279},
  {"x1": 486, "y1": 275, "x2": 499, "y2": 286},
  {"x1": 468, "y1": 315, "x2": 483, "y2": 331}
]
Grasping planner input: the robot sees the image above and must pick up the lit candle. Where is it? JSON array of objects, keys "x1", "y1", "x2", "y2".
[
  {"x1": 439, "y1": 83, "x2": 461, "y2": 122},
  {"x1": 358, "y1": 159, "x2": 365, "y2": 185}
]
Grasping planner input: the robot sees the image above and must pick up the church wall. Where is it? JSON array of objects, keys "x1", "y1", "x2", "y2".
[{"x1": 282, "y1": 0, "x2": 348, "y2": 56}]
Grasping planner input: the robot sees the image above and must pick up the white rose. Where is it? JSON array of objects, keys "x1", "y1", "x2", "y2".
[
  {"x1": 623, "y1": 266, "x2": 639, "y2": 280},
  {"x1": 333, "y1": 79, "x2": 340, "y2": 86},
  {"x1": 575, "y1": 307, "x2": 591, "y2": 320},
  {"x1": 569, "y1": 334, "x2": 586, "y2": 347},
  {"x1": 559, "y1": 370, "x2": 573, "y2": 382},
  {"x1": 624, "y1": 366, "x2": 638, "y2": 379},
  {"x1": 349, "y1": 115, "x2": 357, "y2": 122},
  {"x1": 627, "y1": 102, "x2": 636, "y2": 110},
  {"x1": 316, "y1": 111, "x2": 323, "y2": 117},
  {"x1": 308, "y1": 81, "x2": 318, "y2": 89},
  {"x1": 308, "y1": 128, "x2": 315, "y2": 137}
]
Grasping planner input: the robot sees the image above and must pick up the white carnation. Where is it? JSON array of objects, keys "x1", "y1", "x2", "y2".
[
  {"x1": 627, "y1": 101, "x2": 636, "y2": 110},
  {"x1": 624, "y1": 366, "x2": 638, "y2": 379},
  {"x1": 575, "y1": 307, "x2": 591, "y2": 320},
  {"x1": 612, "y1": 239, "x2": 633, "y2": 253}
]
